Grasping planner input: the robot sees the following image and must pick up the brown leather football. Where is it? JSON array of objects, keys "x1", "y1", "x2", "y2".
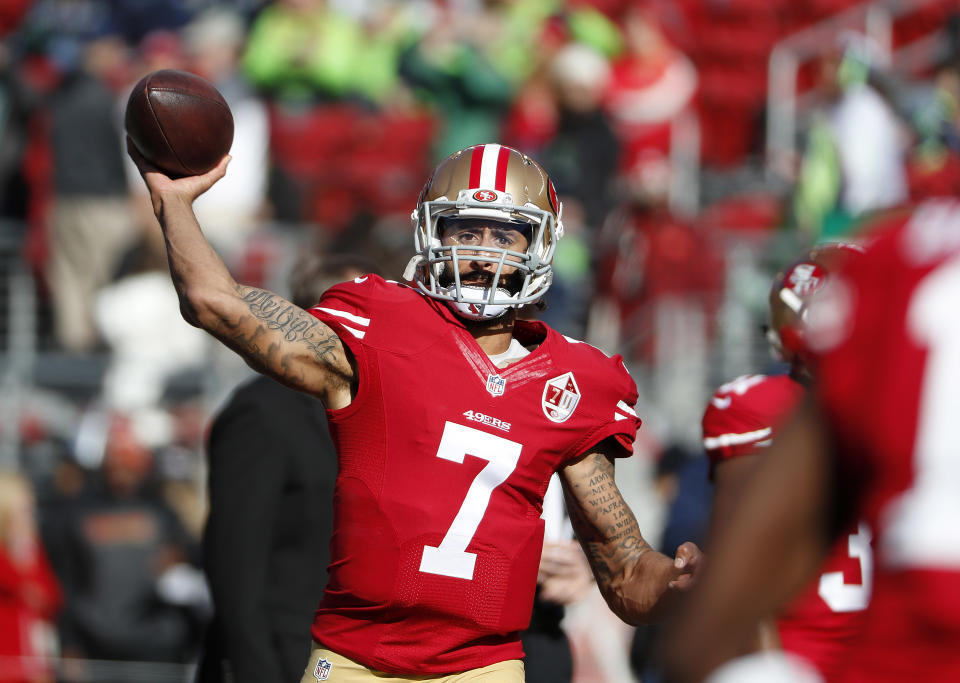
[{"x1": 125, "y1": 69, "x2": 234, "y2": 178}]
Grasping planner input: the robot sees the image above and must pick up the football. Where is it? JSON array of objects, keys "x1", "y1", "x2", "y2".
[{"x1": 125, "y1": 69, "x2": 234, "y2": 178}]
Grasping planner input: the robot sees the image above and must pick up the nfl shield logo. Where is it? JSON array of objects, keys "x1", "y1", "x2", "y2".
[
  {"x1": 486, "y1": 373, "x2": 506, "y2": 397},
  {"x1": 542, "y1": 372, "x2": 580, "y2": 423},
  {"x1": 314, "y1": 657, "x2": 332, "y2": 681}
]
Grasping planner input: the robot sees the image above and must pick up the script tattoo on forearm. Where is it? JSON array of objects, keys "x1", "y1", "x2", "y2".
[
  {"x1": 243, "y1": 288, "x2": 320, "y2": 341},
  {"x1": 223, "y1": 286, "x2": 344, "y2": 371},
  {"x1": 566, "y1": 454, "x2": 651, "y2": 583}
]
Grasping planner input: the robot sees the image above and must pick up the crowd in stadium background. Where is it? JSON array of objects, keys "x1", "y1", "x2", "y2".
[{"x1": 0, "y1": 0, "x2": 958, "y2": 681}]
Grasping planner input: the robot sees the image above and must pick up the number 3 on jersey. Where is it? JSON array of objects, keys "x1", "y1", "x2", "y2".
[
  {"x1": 818, "y1": 522, "x2": 873, "y2": 611},
  {"x1": 419, "y1": 422, "x2": 522, "y2": 580}
]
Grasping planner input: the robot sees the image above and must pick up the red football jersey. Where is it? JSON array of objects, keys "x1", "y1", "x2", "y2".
[
  {"x1": 810, "y1": 200, "x2": 960, "y2": 681},
  {"x1": 307, "y1": 275, "x2": 642, "y2": 674},
  {"x1": 703, "y1": 373, "x2": 870, "y2": 682}
]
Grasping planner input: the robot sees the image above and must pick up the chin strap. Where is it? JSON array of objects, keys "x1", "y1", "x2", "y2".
[
  {"x1": 446, "y1": 285, "x2": 515, "y2": 320},
  {"x1": 448, "y1": 300, "x2": 511, "y2": 321},
  {"x1": 402, "y1": 255, "x2": 422, "y2": 282}
]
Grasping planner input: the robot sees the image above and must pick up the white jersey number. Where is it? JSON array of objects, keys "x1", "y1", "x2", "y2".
[
  {"x1": 817, "y1": 522, "x2": 872, "y2": 611},
  {"x1": 883, "y1": 253, "x2": 960, "y2": 567},
  {"x1": 419, "y1": 422, "x2": 522, "y2": 580}
]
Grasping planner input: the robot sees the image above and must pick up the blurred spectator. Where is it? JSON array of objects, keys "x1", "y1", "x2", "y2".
[
  {"x1": 23, "y1": 0, "x2": 193, "y2": 48},
  {"x1": 515, "y1": 43, "x2": 618, "y2": 337},
  {"x1": 0, "y1": 0, "x2": 30, "y2": 37},
  {"x1": 542, "y1": 43, "x2": 620, "y2": 227},
  {"x1": 242, "y1": 0, "x2": 420, "y2": 227},
  {"x1": 500, "y1": 4, "x2": 622, "y2": 156},
  {"x1": 196, "y1": 251, "x2": 377, "y2": 683},
  {"x1": 93, "y1": 233, "x2": 208, "y2": 414},
  {"x1": 171, "y1": 7, "x2": 269, "y2": 263},
  {"x1": 45, "y1": 33, "x2": 137, "y2": 352},
  {"x1": 0, "y1": 41, "x2": 33, "y2": 223},
  {"x1": 134, "y1": 27, "x2": 189, "y2": 75},
  {"x1": 538, "y1": 199, "x2": 592, "y2": 338},
  {"x1": 906, "y1": 60, "x2": 960, "y2": 200},
  {"x1": 52, "y1": 414, "x2": 205, "y2": 673},
  {"x1": 592, "y1": 196, "x2": 723, "y2": 366},
  {"x1": 103, "y1": 0, "x2": 194, "y2": 46},
  {"x1": 629, "y1": 445, "x2": 711, "y2": 683},
  {"x1": 603, "y1": 6, "x2": 697, "y2": 189},
  {"x1": 399, "y1": 2, "x2": 518, "y2": 158},
  {"x1": 242, "y1": 0, "x2": 409, "y2": 107},
  {"x1": 793, "y1": 32, "x2": 909, "y2": 241},
  {"x1": 0, "y1": 471, "x2": 62, "y2": 683},
  {"x1": 523, "y1": 474, "x2": 594, "y2": 683}
]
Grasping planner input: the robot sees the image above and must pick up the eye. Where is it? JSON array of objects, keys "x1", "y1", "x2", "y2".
[
  {"x1": 453, "y1": 230, "x2": 481, "y2": 245},
  {"x1": 493, "y1": 231, "x2": 521, "y2": 248}
]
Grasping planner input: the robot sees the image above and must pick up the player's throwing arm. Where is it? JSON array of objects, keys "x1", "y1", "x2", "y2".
[{"x1": 124, "y1": 76, "x2": 354, "y2": 409}]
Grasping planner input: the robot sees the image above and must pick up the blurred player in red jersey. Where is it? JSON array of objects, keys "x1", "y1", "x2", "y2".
[
  {"x1": 663, "y1": 198, "x2": 960, "y2": 683},
  {"x1": 701, "y1": 243, "x2": 871, "y2": 682},
  {"x1": 127, "y1": 141, "x2": 702, "y2": 682}
]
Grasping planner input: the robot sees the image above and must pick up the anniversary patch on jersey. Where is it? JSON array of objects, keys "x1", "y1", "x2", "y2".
[
  {"x1": 313, "y1": 656, "x2": 332, "y2": 680},
  {"x1": 542, "y1": 372, "x2": 580, "y2": 423}
]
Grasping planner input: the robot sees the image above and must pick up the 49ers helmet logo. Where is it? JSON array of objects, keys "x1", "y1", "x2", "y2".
[
  {"x1": 473, "y1": 189, "x2": 497, "y2": 202},
  {"x1": 542, "y1": 372, "x2": 580, "y2": 423},
  {"x1": 786, "y1": 262, "x2": 826, "y2": 296}
]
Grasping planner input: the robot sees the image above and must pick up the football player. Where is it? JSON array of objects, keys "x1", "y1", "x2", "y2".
[
  {"x1": 663, "y1": 199, "x2": 960, "y2": 682},
  {"x1": 127, "y1": 142, "x2": 702, "y2": 682},
  {"x1": 700, "y1": 243, "x2": 871, "y2": 681}
]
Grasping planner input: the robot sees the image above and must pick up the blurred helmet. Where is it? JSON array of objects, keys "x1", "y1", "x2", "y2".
[
  {"x1": 404, "y1": 144, "x2": 564, "y2": 320},
  {"x1": 767, "y1": 242, "x2": 864, "y2": 372}
]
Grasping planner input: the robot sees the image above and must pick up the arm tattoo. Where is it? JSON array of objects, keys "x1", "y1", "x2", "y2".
[
  {"x1": 222, "y1": 286, "x2": 345, "y2": 371},
  {"x1": 565, "y1": 454, "x2": 652, "y2": 583},
  {"x1": 242, "y1": 288, "x2": 322, "y2": 341}
]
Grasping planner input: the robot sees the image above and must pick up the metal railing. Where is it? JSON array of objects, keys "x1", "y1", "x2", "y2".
[
  {"x1": 765, "y1": 0, "x2": 954, "y2": 179},
  {"x1": 0, "y1": 655, "x2": 194, "y2": 683},
  {"x1": 0, "y1": 220, "x2": 235, "y2": 472},
  {"x1": 0, "y1": 222, "x2": 35, "y2": 470}
]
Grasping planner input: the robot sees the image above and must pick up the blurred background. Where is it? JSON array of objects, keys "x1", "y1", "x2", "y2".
[{"x1": 0, "y1": 0, "x2": 957, "y2": 681}]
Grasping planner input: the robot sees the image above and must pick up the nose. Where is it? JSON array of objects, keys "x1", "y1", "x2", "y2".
[{"x1": 465, "y1": 255, "x2": 497, "y2": 277}]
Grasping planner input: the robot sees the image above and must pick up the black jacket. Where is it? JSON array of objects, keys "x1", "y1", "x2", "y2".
[{"x1": 196, "y1": 375, "x2": 337, "y2": 683}]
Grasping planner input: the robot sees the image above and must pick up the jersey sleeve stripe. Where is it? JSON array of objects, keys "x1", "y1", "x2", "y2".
[
  {"x1": 312, "y1": 306, "x2": 371, "y2": 327},
  {"x1": 340, "y1": 324, "x2": 367, "y2": 339},
  {"x1": 616, "y1": 400, "x2": 637, "y2": 417},
  {"x1": 702, "y1": 427, "x2": 773, "y2": 450}
]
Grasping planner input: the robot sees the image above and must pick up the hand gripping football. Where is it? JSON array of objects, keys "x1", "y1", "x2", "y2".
[{"x1": 125, "y1": 69, "x2": 234, "y2": 177}]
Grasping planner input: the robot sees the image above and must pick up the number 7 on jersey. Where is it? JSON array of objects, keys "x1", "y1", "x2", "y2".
[{"x1": 419, "y1": 422, "x2": 522, "y2": 580}]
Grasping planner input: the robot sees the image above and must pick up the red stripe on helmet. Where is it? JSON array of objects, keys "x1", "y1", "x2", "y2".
[
  {"x1": 468, "y1": 145, "x2": 484, "y2": 188},
  {"x1": 494, "y1": 146, "x2": 510, "y2": 191},
  {"x1": 547, "y1": 179, "x2": 559, "y2": 212}
]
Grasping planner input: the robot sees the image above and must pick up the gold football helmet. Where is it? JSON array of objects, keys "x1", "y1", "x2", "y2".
[{"x1": 404, "y1": 144, "x2": 564, "y2": 320}]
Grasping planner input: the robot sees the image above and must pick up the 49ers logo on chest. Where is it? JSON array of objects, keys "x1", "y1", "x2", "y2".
[{"x1": 543, "y1": 372, "x2": 580, "y2": 423}]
